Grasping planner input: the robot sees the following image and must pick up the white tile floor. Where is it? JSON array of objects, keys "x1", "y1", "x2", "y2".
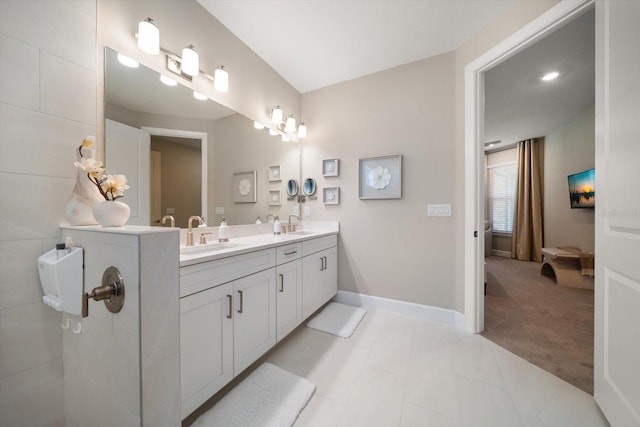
[{"x1": 266, "y1": 309, "x2": 610, "y2": 427}]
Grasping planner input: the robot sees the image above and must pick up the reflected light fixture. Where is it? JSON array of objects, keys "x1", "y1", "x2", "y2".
[
  {"x1": 297, "y1": 123, "x2": 307, "y2": 139},
  {"x1": 193, "y1": 91, "x2": 207, "y2": 100},
  {"x1": 541, "y1": 71, "x2": 560, "y2": 81},
  {"x1": 181, "y1": 45, "x2": 199, "y2": 76},
  {"x1": 269, "y1": 128, "x2": 279, "y2": 136},
  {"x1": 254, "y1": 121, "x2": 265, "y2": 130},
  {"x1": 117, "y1": 53, "x2": 139, "y2": 68},
  {"x1": 271, "y1": 106, "x2": 283, "y2": 124},
  {"x1": 284, "y1": 115, "x2": 296, "y2": 133},
  {"x1": 282, "y1": 135, "x2": 291, "y2": 142},
  {"x1": 160, "y1": 74, "x2": 177, "y2": 86},
  {"x1": 137, "y1": 18, "x2": 159, "y2": 55},
  {"x1": 214, "y1": 66, "x2": 229, "y2": 92}
]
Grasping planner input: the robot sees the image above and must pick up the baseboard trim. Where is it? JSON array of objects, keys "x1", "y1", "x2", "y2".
[
  {"x1": 334, "y1": 290, "x2": 465, "y2": 329},
  {"x1": 491, "y1": 249, "x2": 511, "y2": 258}
]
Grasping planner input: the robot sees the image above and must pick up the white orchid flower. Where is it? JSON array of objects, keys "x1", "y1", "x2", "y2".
[
  {"x1": 74, "y1": 157, "x2": 104, "y2": 178},
  {"x1": 80, "y1": 136, "x2": 95, "y2": 148},
  {"x1": 101, "y1": 174, "x2": 130, "y2": 199}
]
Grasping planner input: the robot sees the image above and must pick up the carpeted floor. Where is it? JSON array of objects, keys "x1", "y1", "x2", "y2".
[{"x1": 482, "y1": 256, "x2": 594, "y2": 394}]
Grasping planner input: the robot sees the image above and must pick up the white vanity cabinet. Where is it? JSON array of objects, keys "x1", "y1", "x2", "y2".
[
  {"x1": 276, "y1": 243, "x2": 303, "y2": 342},
  {"x1": 302, "y1": 235, "x2": 338, "y2": 318},
  {"x1": 179, "y1": 249, "x2": 276, "y2": 418}
]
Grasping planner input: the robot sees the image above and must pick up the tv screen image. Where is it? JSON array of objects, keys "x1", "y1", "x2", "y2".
[{"x1": 568, "y1": 168, "x2": 595, "y2": 209}]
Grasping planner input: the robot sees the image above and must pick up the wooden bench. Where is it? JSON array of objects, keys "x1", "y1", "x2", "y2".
[{"x1": 541, "y1": 247, "x2": 594, "y2": 290}]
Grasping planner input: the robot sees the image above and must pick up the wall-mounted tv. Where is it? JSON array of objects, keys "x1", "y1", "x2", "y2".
[{"x1": 568, "y1": 168, "x2": 595, "y2": 209}]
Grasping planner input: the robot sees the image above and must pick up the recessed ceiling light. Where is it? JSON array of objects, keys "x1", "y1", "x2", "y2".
[
  {"x1": 484, "y1": 140, "x2": 500, "y2": 148},
  {"x1": 541, "y1": 71, "x2": 560, "y2": 81}
]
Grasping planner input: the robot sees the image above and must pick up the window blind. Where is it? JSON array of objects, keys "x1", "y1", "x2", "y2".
[{"x1": 487, "y1": 163, "x2": 517, "y2": 233}]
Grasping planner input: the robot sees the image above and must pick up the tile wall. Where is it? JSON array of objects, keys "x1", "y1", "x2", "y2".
[{"x1": 0, "y1": 1, "x2": 97, "y2": 425}]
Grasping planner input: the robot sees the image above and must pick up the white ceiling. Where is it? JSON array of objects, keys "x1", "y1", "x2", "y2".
[{"x1": 197, "y1": 0, "x2": 516, "y2": 93}]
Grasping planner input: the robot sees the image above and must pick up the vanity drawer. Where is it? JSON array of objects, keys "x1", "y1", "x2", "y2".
[
  {"x1": 180, "y1": 248, "x2": 276, "y2": 297},
  {"x1": 276, "y1": 243, "x2": 302, "y2": 265},
  {"x1": 302, "y1": 234, "x2": 337, "y2": 256}
]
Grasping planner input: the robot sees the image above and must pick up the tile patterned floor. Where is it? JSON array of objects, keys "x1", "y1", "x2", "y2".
[{"x1": 265, "y1": 309, "x2": 610, "y2": 427}]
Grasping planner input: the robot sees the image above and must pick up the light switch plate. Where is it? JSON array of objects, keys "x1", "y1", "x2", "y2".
[
  {"x1": 166, "y1": 207, "x2": 175, "y2": 214},
  {"x1": 215, "y1": 207, "x2": 225, "y2": 215},
  {"x1": 304, "y1": 206, "x2": 311, "y2": 216},
  {"x1": 427, "y1": 204, "x2": 451, "y2": 217},
  {"x1": 293, "y1": 206, "x2": 299, "y2": 216}
]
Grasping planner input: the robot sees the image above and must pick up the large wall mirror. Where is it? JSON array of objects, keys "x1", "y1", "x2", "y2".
[{"x1": 104, "y1": 47, "x2": 300, "y2": 228}]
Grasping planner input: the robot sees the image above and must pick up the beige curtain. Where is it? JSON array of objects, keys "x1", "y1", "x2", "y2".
[{"x1": 512, "y1": 138, "x2": 544, "y2": 262}]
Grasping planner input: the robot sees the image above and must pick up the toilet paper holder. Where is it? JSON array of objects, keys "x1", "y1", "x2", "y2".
[{"x1": 82, "y1": 266, "x2": 125, "y2": 317}]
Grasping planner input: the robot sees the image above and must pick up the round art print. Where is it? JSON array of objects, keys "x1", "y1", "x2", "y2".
[{"x1": 367, "y1": 166, "x2": 392, "y2": 190}]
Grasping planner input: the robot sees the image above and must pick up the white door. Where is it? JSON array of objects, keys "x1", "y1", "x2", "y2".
[
  {"x1": 594, "y1": 2, "x2": 640, "y2": 426},
  {"x1": 105, "y1": 119, "x2": 150, "y2": 225}
]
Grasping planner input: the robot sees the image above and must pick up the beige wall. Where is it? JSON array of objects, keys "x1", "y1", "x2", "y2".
[
  {"x1": 0, "y1": 1, "x2": 97, "y2": 425},
  {"x1": 301, "y1": 53, "x2": 457, "y2": 310},
  {"x1": 151, "y1": 137, "x2": 202, "y2": 228},
  {"x1": 544, "y1": 104, "x2": 595, "y2": 252}
]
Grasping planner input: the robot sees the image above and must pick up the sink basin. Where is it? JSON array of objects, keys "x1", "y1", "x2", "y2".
[
  {"x1": 287, "y1": 230, "x2": 318, "y2": 236},
  {"x1": 180, "y1": 241, "x2": 244, "y2": 256}
]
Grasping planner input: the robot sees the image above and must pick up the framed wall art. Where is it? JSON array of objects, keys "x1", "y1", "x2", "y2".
[
  {"x1": 268, "y1": 165, "x2": 282, "y2": 182},
  {"x1": 233, "y1": 170, "x2": 257, "y2": 203},
  {"x1": 268, "y1": 190, "x2": 282, "y2": 206},
  {"x1": 323, "y1": 187, "x2": 340, "y2": 205},
  {"x1": 322, "y1": 159, "x2": 339, "y2": 177},
  {"x1": 358, "y1": 155, "x2": 402, "y2": 199}
]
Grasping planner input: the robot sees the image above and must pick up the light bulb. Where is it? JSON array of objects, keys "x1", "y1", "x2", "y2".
[
  {"x1": 181, "y1": 45, "x2": 199, "y2": 76},
  {"x1": 137, "y1": 18, "x2": 159, "y2": 55},
  {"x1": 193, "y1": 91, "x2": 207, "y2": 100},
  {"x1": 271, "y1": 106, "x2": 283, "y2": 124},
  {"x1": 285, "y1": 115, "x2": 296, "y2": 133},
  {"x1": 254, "y1": 122, "x2": 265, "y2": 130},
  {"x1": 160, "y1": 74, "x2": 177, "y2": 86},
  {"x1": 214, "y1": 66, "x2": 229, "y2": 92},
  {"x1": 297, "y1": 123, "x2": 307, "y2": 139},
  {"x1": 117, "y1": 53, "x2": 139, "y2": 68}
]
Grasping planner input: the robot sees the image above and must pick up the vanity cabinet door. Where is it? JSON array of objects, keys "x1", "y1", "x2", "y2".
[
  {"x1": 276, "y1": 259, "x2": 302, "y2": 342},
  {"x1": 233, "y1": 268, "x2": 276, "y2": 375},
  {"x1": 180, "y1": 282, "x2": 233, "y2": 419},
  {"x1": 319, "y1": 246, "x2": 338, "y2": 305},
  {"x1": 302, "y1": 246, "x2": 338, "y2": 319}
]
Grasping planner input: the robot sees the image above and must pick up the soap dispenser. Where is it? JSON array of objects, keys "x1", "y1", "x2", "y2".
[
  {"x1": 218, "y1": 217, "x2": 229, "y2": 242},
  {"x1": 273, "y1": 216, "x2": 281, "y2": 235}
]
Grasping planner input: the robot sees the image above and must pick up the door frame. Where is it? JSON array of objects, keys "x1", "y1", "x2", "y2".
[
  {"x1": 142, "y1": 127, "x2": 209, "y2": 224},
  {"x1": 464, "y1": 0, "x2": 594, "y2": 333}
]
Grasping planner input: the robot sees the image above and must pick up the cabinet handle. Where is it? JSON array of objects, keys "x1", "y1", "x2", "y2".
[
  {"x1": 320, "y1": 257, "x2": 324, "y2": 271},
  {"x1": 237, "y1": 290, "x2": 243, "y2": 313},
  {"x1": 323, "y1": 256, "x2": 328, "y2": 270},
  {"x1": 284, "y1": 250, "x2": 297, "y2": 256},
  {"x1": 226, "y1": 294, "x2": 232, "y2": 319},
  {"x1": 279, "y1": 274, "x2": 284, "y2": 292}
]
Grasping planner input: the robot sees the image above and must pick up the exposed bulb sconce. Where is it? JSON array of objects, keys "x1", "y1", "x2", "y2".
[
  {"x1": 254, "y1": 121, "x2": 265, "y2": 130},
  {"x1": 117, "y1": 53, "x2": 139, "y2": 68},
  {"x1": 297, "y1": 123, "x2": 307, "y2": 139},
  {"x1": 284, "y1": 115, "x2": 296, "y2": 133},
  {"x1": 181, "y1": 45, "x2": 199, "y2": 77},
  {"x1": 214, "y1": 66, "x2": 229, "y2": 93},
  {"x1": 137, "y1": 18, "x2": 159, "y2": 55},
  {"x1": 160, "y1": 74, "x2": 177, "y2": 86},
  {"x1": 193, "y1": 91, "x2": 207, "y2": 100},
  {"x1": 271, "y1": 106, "x2": 283, "y2": 124}
]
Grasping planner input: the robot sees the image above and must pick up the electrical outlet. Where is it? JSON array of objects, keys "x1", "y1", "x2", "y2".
[
  {"x1": 293, "y1": 206, "x2": 299, "y2": 216},
  {"x1": 427, "y1": 204, "x2": 451, "y2": 217},
  {"x1": 304, "y1": 206, "x2": 311, "y2": 216},
  {"x1": 215, "y1": 207, "x2": 224, "y2": 215},
  {"x1": 166, "y1": 208, "x2": 175, "y2": 214}
]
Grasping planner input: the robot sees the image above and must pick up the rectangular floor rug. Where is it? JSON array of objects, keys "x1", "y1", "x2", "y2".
[
  {"x1": 306, "y1": 302, "x2": 367, "y2": 338},
  {"x1": 192, "y1": 363, "x2": 315, "y2": 427}
]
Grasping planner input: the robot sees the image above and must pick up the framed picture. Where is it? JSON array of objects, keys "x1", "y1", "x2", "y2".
[
  {"x1": 358, "y1": 155, "x2": 402, "y2": 199},
  {"x1": 233, "y1": 171, "x2": 257, "y2": 203},
  {"x1": 322, "y1": 159, "x2": 339, "y2": 177},
  {"x1": 268, "y1": 190, "x2": 281, "y2": 206},
  {"x1": 323, "y1": 187, "x2": 340, "y2": 205},
  {"x1": 268, "y1": 165, "x2": 282, "y2": 182}
]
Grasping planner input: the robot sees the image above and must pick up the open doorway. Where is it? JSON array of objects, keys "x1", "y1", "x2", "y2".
[{"x1": 479, "y1": 7, "x2": 595, "y2": 393}]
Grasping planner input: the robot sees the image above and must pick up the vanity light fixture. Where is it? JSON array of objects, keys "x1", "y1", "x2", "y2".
[
  {"x1": 541, "y1": 71, "x2": 560, "y2": 81},
  {"x1": 214, "y1": 66, "x2": 229, "y2": 93},
  {"x1": 284, "y1": 115, "x2": 296, "y2": 133},
  {"x1": 181, "y1": 45, "x2": 199, "y2": 77},
  {"x1": 117, "y1": 53, "x2": 139, "y2": 68},
  {"x1": 269, "y1": 128, "x2": 279, "y2": 136},
  {"x1": 137, "y1": 18, "x2": 160, "y2": 55},
  {"x1": 193, "y1": 91, "x2": 207, "y2": 100},
  {"x1": 297, "y1": 123, "x2": 307, "y2": 139},
  {"x1": 254, "y1": 121, "x2": 265, "y2": 130},
  {"x1": 271, "y1": 106, "x2": 283, "y2": 124},
  {"x1": 160, "y1": 74, "x2": 177, "y2": 86}
]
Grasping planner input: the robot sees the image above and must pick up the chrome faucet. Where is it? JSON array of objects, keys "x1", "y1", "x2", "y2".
[
  {"x1": 161, "y1": 215, "x2": 175, "y2": 228},
  {"x1": 186, "y1": 216, "x2": 203, "y2": 246},
  {"x1": 288, "y1": 214, "x2": 300, "y2": 232}
]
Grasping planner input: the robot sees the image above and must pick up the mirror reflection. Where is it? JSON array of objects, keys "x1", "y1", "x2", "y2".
[{"x1": 104, "y1": 48, "x2": 300, "y2": 227}]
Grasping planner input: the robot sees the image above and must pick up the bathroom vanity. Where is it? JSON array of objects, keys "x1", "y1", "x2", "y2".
[{"x1": 179, "y1": 228, "x2": 338, "y2": 418}]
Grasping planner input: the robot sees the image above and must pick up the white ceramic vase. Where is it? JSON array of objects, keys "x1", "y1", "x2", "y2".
[
  {"x1": 92, "y1": 200, "x2": 131, "y2": 227},
  {"x1": 65, "y1": 148, "x2": 103, "y2": 225}
]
